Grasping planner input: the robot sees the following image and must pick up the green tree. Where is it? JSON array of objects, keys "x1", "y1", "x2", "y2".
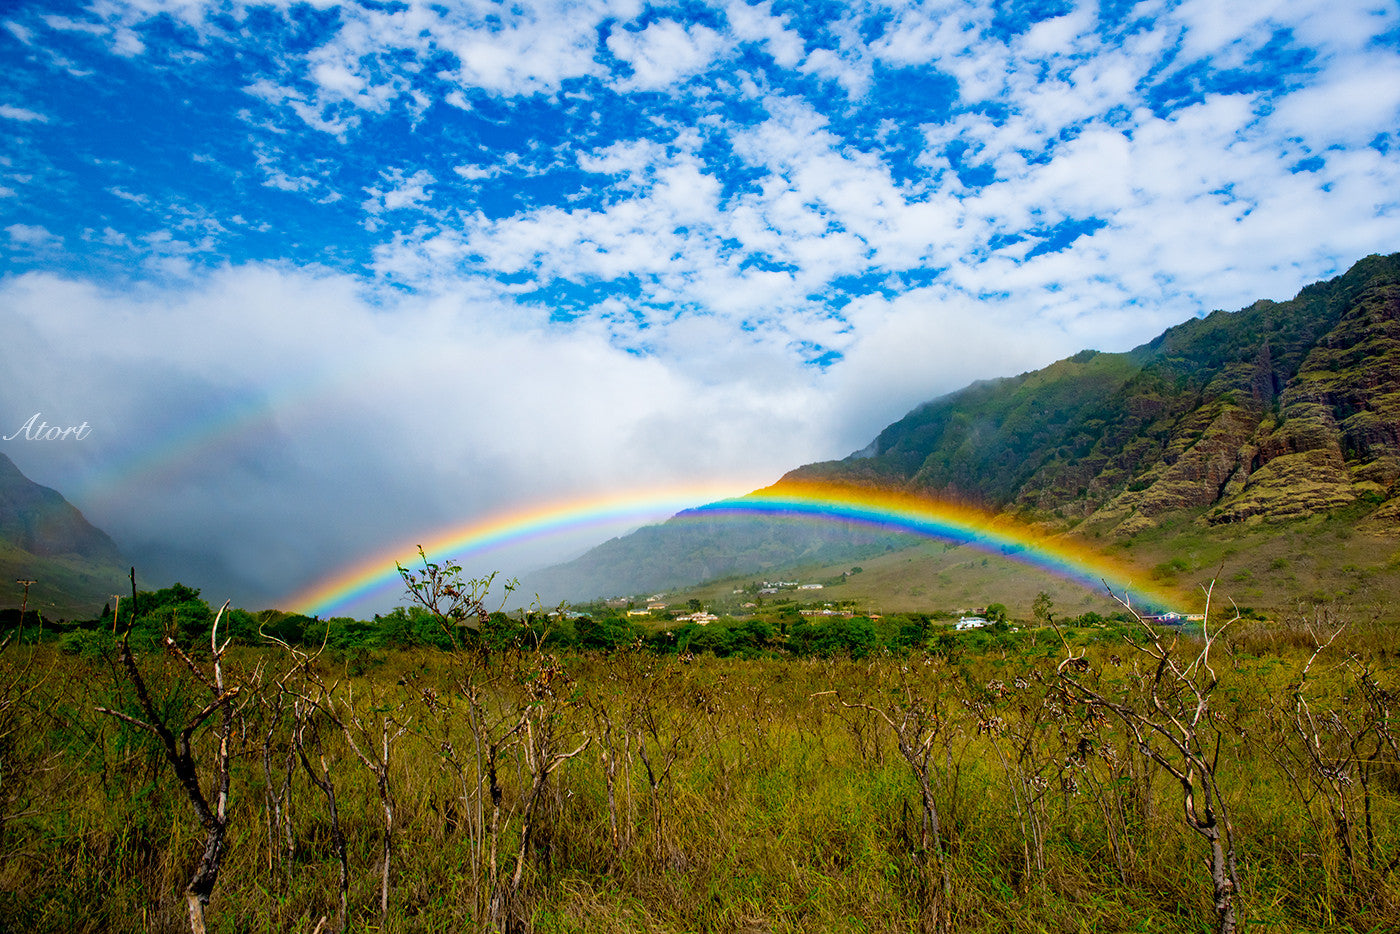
[
  {"x1": 687, "y1": 624, "x2": 735, "y2": 657},
  {"x1": 731, "y1": 618, "x2": 773, "y2": 654},
  {"x1": 1032, "y1": 592, "x2": 1055, "y2": 626},
  {"x1": 575, "y1": 614, "x2": 636, "y2": 651},
  {"x1": 395, "y1": 546, "x2": 516, "y2": 654}
]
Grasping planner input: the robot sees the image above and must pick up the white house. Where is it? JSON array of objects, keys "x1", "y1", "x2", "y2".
[{"x1": 955, "y1": 617, "x2": 989, "y2": 630}]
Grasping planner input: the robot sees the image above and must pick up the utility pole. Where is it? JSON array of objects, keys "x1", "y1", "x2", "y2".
[{"x1": 16, "y1": 578, "x2": 36, "y2": 640}]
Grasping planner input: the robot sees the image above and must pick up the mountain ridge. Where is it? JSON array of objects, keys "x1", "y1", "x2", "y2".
[
  {"x1": 528, "y1": 252, "x2": 1400, "y2": 607},
  {"x1": 0, "y1": 451, "x2": 127, "y2": 617},
  {"x1": 784, "y1": 252, "x2": 1400, "y2": 533}
]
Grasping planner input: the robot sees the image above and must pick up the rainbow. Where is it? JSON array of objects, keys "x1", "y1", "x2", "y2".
[
  {"x1": 286, "y1": 480, "x2": 1185, "y2": 618},
  {"x1": 285, "y1": 481, "x2": 767, "y2": 617},
  {"x1": 74, "y1": 368, "x2": 346, "y2": 505}
]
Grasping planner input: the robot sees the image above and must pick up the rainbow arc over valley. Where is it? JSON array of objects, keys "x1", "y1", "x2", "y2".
[{"x1": 287, "y1": 480, "x2": 1186, "y2": 618}]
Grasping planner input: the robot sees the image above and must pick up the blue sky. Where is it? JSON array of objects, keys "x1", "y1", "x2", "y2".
[{"x1": 2, "y1": 0, "x2": 1398, "y2": 612}]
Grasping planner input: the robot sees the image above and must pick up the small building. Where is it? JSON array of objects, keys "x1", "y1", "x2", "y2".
[{"x1": 955, "y1": 617, "x2": 989, "y2": 630}]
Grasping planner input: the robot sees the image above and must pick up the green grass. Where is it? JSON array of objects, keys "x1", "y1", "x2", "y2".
[{"x1": 0, "y1": 540, "x2": 127, "y2": 620}]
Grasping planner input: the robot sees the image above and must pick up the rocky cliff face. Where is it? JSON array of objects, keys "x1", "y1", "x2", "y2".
[
  {"x1": 786, "y1": 253, "x2": 1400, "y2": 536},
  {"x1": 1113, "y1": 263, "x2": 1399, "y2": 529}
]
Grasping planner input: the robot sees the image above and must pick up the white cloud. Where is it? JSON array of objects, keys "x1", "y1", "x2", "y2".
[
  {"x1": 108, "y1": 186, "x2": 150, "y2": 205},
  {"x1": 6, "y1": 224, "x2": 62, "y2": 248},
  {"x1": 453, "y1": 164, "x2": 495, "y2": 181},
  {"x1": 0, "y1": 104, "x2": 49, "y2": 122},
  {"x1": 1019, "y1": 6, "x2": 1096, "y2": 60},
  {"x1": 310, "y1": 61, "x2": 369, "y2": 101},
  {"x1": 4, "y1": 20, "x2": 34, "y2": 44},
  {"x1": 111, "y1": 26, "x2": 144, "y2": 56},
  {"x1": 1267, "y1": 55, "x2": 1400, "y2": 147},
  {"x1": 363, "y1": 168, "x2": 436, "y2": 216},
  {"x1": 607, "y1": 19, "x2": 727, "y2": 91},
  {"x1": 721, "y1": 0, "x2": 804, "y2": 68},
  {"x1": 243, "y1": 78, "x2": 360, "y2": 138},
  {"x1": 440, "y1": 1, "x2": 634, "y2": 96},
  {"x1": 798, "y1": 46, "x2": 871, "y2": 97},
  {"x1": 40, "y1": 14, "x2": 105, "y2": 35}
]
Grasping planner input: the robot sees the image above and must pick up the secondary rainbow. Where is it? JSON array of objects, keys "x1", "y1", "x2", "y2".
[{"x1": 288, "y1": 480, "x2": 1184, "y2": 617}]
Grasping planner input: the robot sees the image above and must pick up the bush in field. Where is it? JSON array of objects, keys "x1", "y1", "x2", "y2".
[{"x1": 574, "y1": 613, "x2": 638, "y2": 651}]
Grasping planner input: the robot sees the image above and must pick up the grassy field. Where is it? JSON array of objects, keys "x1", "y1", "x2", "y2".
[
  {"x1": 685, "y1": 540, "x2": 1141, "y2": 620},
  {"x1": 0, "y1": 540, "x2": 128, "y2": 621},
  {"x1": 1, "y1": 612, "x2": 1398, "y2": 933},
  {"x1": 679, "y1": 507, "x2": 1400, "y2": 624}
]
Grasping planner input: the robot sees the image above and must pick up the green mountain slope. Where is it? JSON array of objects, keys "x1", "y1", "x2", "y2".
[
  {"x1": 788, "y1": 252, "x2": 1400, "y2": 535},
  {"x1": 529, "y1": 253, "x2": 1400, "y2": 609},
  {"x1": 0, "y1": 452, "x2": 127, "y2": 619}
]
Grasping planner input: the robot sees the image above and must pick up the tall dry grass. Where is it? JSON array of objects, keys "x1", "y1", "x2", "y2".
[{"x1": 0, "y1": 622, "x2": 1397, "y2": 933}]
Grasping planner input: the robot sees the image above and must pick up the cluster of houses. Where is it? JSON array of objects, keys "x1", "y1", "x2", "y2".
[
  {"x1": 625, "y1": 597, "x2": 671, "y2": 618},
  {"x1": 755, "y1": 580, "x2": 824, "y2": 595},
  {"x1": 614, "y1": 580, "x2": 848, "y2": 627},
  {"x1": 799, "y1": 607, "x2": 877, "y2": 619},
  {"x1": 1141, "y1": 612, "x2": 1206, "y2": 625},
  {"x1": 620, "y1": 595, "x2": 720, "y2": 625},
  {"x1": 599, "y1": 589, "x2": 1210, "y2": 638}
]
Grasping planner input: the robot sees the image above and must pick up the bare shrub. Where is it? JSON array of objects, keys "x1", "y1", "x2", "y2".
[
  {"x1": 837, "y1": 662, "x2": 956, "y2": 934},
  {"x1": 96, "y1": 596, "x2": 248, "y2": 934},
  {"x1": 1056, "y1": 583, "x2": 1243, "y2": 934}
]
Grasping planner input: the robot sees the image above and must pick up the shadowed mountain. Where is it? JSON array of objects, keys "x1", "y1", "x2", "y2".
[
  {"x1": 527, "y1": 253, "x2": 1400, "y2": 607},
  {"x1": 0, "y1": 451, "x2": 127, "y2": 618}
]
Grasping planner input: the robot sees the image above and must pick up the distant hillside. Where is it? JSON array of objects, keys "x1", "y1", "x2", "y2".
[
  {"x1": 524, "y1": 511, "x2": 918, "y2": 603},
  {"x1": 0, "y1": 452, "x2": 126, "y2": 618},
  {"x1": 529, "y1": 253, "x2": 1400, "y2": 607}
]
